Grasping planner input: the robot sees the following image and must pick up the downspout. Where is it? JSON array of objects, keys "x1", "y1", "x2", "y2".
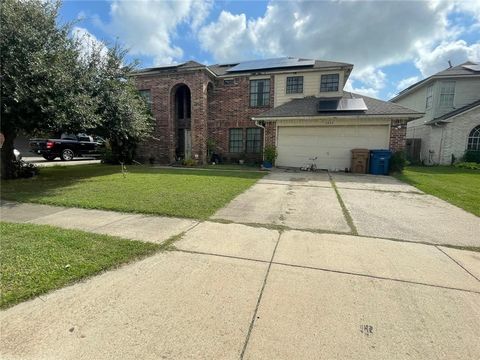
[{"x1": 254, "y1": 120, "x2": 266, "y2": 162}]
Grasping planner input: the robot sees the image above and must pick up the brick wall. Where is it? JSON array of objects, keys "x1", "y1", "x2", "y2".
[
  {"x1": 135, "y1": 70, "x2": 274, "y2": 164},
  {"x1": 207, "y1": 75, "x2": 274, "y2": 163},
  {"x1": 389, "y1": 119, "x2": 408, "y2": 153},
  {"x1": 134, "y1": 70, "x2": 212, "y2": 164}
]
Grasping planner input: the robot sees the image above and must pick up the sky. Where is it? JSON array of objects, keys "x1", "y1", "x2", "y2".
[{"x1": 61, "y1": 0, "x2": 480, "y2": 100}]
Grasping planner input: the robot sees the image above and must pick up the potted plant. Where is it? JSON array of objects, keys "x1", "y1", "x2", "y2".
[{"x1": 263, "y1": 145, "x2": 277, "y2": 169}]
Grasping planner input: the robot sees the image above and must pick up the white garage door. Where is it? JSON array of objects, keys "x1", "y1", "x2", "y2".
[{"x1": 277, "y1": 125, "x2": 390, "y2": 171}]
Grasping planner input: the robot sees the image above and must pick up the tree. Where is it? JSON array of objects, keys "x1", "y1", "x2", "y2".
[
  {"x1": 90, "y1": 45, "x2": 153, "y2": 164},
  {"x1": 0, "y1": 0, "x2": 153, "y2": 178},
  {"x1": 0, "y1": 0, "x2": 101, "y2": 178}
]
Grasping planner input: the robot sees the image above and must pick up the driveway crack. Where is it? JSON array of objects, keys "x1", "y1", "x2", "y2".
[
  {"x1": 328, "y1": 172, "x2": 358, "y2": 235},
  {"x1": 435, "y1": 246, "x2": 480, "y2": 282},
  {"x1": 240, "y1": 231, "x2": 282, "y2": 359}
]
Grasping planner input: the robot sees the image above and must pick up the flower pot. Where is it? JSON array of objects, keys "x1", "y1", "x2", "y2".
[{"x1": 263, "y1": 161, "x2": 272, "y2": 168}]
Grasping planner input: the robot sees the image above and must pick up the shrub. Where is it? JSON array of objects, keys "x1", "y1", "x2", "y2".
[
  {"x1": 264, "y1": 145, "x2": 278, "y2": 164},
  {"x1": 389, "y1": 151, "x2": 406, "y2": 174},
  {"x1": 11, "y1": 160, "x2": 39, "y2": 178},
  {"x1": 463, "y1": 150, "x2": 480, "y2": 163},
  {"x1": 454, "y1": 162, "x2": 480, "y2": 170},
  {"x1": 182, "y1": 158, "x2": 196, "y2": 167}
]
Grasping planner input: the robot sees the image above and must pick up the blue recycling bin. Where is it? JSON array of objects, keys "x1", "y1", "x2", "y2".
[{"x1": 369, "y1": 150, "x2": 392, "y2": 175}]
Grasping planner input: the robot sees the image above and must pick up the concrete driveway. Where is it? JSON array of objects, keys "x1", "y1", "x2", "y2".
[
  {"x1": 1, "y1": 169, "x2": 479, "y2": 359},
  {"x1": 213, "y1": 169, "x2": 480, "y2": 247},
  {"x1": 23, "y1": 156, "x2": 100, "y2": 167}
]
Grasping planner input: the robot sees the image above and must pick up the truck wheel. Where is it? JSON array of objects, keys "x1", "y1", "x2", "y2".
[
  {"x1": 43, "y1": 155, "x2": 56, "y2": 161},
  {"x1": 60, "y1": 149, "x2": 74, "y2": 161}
]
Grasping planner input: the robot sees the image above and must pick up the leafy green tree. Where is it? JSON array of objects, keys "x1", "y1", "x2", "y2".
[
  {"x1": 0, "y1": 0, "x2": 153, "y2": 178},
  {"x1": 0, "y1": 0, "x2": 101, "y2": 178},
  {"x1": 91, "y1": 45, "x2": 153, "y2": 164}
]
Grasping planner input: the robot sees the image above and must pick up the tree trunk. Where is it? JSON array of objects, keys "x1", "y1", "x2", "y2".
[{"x1": 1, "y1": 132, "x2": 17, "y2": 180}]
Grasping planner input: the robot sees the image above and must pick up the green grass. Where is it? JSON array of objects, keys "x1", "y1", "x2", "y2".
[
  {"x1": 0, "y1": 164, "x2": 264, "y2": 219},
  {"x1": 0, "y1": 222, "x2": 161, "y2": 308},
  {"x1": 395, "y1": 166, "x2": 480, "y2": 216}
]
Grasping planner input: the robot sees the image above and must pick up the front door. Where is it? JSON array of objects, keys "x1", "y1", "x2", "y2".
[{"x1": 184, "y1": 129, "x2": 192, "y2": 160}]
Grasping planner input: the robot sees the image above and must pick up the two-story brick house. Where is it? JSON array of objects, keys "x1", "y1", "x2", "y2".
[
  {"x1": 391, "y1": 61, "x2": 480, "y2": 165},
  {"x1": 134, "y1": 57, "x2": 422, "y2": 170}
]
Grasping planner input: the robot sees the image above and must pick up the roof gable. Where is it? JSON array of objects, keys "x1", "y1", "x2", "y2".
[{"x1": 391, "y1": 61, "x2": 480, "y2": 101}]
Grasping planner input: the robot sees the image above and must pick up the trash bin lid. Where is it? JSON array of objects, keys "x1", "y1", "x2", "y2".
[{"x1": 351, "y1": 148, "x2": 369, "y2": 154}]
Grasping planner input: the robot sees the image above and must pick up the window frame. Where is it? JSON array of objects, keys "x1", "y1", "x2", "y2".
[
  {"x1": 139, "y1": 89, "x2": 152, "y2": 111},
  {"x1": 425, "y1": 84, "x2": 433, "y2": 109},
  {"x1": 438, "y1": 81, "x2": 455, "y2": 107},
  {"x1": 286, "y1": 76, "x2": 304, "y2": 94},
  {"x1": 246, "y1": 128, "x2": 262, "y2": 153},
  {"x1": 229, "y1": 128, "x2": 244, "y2": 153},
  {"x1": 249, "y1": 79, "x2": 271, "y2": 107},
  {"x1": 467, "y1": 125, "x2": 480, "y2": 151},
  {"x1": 320, "y1": 73, "x2": 340, "y2": 92},
  {"x1": 223, "y1": 78, "x2": 236, "y2": 86}
]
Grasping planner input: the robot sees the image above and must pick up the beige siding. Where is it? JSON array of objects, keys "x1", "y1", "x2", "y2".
[
  {"x1": 274, "y1": 70, "x2": 345, "y2": 106},
  {"x1": 397, "y1": 76, "x2": 480, "y2": 164}
]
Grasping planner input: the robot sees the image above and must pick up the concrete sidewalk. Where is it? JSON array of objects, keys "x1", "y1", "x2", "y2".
[
  {"x1": 1, "y1": 218, "x2": 479, "y2": 359},
  {"x1": 1, "y1": 194, "x2": 480, "y2": 359},
  {"x1": 0, "y1": 200, "x2": 197, "y2": 243}
]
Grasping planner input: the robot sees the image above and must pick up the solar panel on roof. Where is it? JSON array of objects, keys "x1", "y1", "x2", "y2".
[
  {"x1": 317, "y1": 99, "x2": 339, "y2": 111},
  {"x1": 317, "y1": 98, "x2": 368, "y2": 112},
  {"x1": 462, "y1": 64, "x2": 480, "y2": 72},
  {"x1": 226, "y1": 57, "x2": 315, "y2": 72}
]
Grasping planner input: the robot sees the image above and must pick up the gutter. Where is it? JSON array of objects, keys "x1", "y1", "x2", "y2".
[{"x1": 252, "y1": 113, "x2": 424, "y2": 122}]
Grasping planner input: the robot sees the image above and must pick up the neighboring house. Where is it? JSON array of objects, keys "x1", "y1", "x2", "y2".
[
  {"x1": 134, "y1": 57, "x2": 422, "y2": 170},
  {"x1": 391, "y1": 62, "x2": 480, "y2": 165}
]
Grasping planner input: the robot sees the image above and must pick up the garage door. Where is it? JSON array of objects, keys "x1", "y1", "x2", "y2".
[{"x1": 277, "y1": 125, "x2": 390, "y2": 170}]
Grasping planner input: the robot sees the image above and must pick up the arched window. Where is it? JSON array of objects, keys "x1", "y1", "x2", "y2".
[{"x1": 467, "y1": 125, "x2": 480, "y2": 151}]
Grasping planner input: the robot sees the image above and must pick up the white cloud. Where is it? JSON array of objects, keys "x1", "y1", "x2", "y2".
[
  {"x1": 196, "y1": 0, "x2": 480, "y2": 99},
  {"x1": 198, "y1": 0, "x2": 455, "y2": 70},
  {"x1": 102, "y1": 0, "x2": 213, "y2": 65},
  {"x1": 72, "y1": 26, "x2": 108, "y2": 60},
  {"x1": 344, "y1": 66, "x2": 387, "y2": 98},
  {"x1": 414, "y1": 40, "x2": 480, "y2": 76},
  {"x1": 198, "y1": 11, "x2": 253, "y2": 62},
  {"x1": 396, "y1": 76, "x2": 420, "y2": 91},
  {"x1": 344, "y1": 80, "x2": 381, "y2": 98}
]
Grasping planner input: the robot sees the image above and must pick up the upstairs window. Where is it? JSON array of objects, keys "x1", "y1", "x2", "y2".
[
  {"x1": 139, "y1": 89, "x2": 152, "y2": 111},
  {"x1": 250, "y1": 79, "x2": 270, "y2": 107},
  {"x1": 286, "y1": 76, "x2": 304, "y2": 94},
  {"x1": 229, "y1": 129, "x2": 243, "y2": 153},
  {"x1": 320, "y1": 74, "x2": 339, "y2": 92},
  {"x1": 439, "y1": 81, "x2": 455, "y2": 107},
  {"x1": 246, "y1": 128, "x2": 262, "y2": 153},
  {"x1": 467, "y1": 125, "x2": 480, "y2": 151},
  {"x1": 425, "y1": 85, "x2": 433, "y2": 109},
  {"x1": 223, "y1": 78, "x2": 236, "y2": 86}
]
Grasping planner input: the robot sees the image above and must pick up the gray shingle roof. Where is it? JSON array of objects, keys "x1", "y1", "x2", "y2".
[
  {"x1": 133, "y1": 61, "x2": 205, "y2": 75},
  {"x1": 254, "y1": 92, "x2": 423, "y2": 119},
  {"x1": 207, "y1": 58, "x2": 353, "y2": 76},
  {"x1": 426, "y1": 99, "x2": 480, "y2": 124}
]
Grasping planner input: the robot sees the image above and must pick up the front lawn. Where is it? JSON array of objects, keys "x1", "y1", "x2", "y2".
[
  {"x1": 395, "y1": 166, "x2": 480, "y2": 216},
  {"x1": 0, "y1": 164, "x2": 264, "y2": 219},
  {"x1": 0, "y1": 222, "x2": 161, "y2": 308}
]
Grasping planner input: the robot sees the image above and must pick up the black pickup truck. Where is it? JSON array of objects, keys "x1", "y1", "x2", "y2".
[{"x1": 30, "y1": 134, "x2": 104, "y2": 161}]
